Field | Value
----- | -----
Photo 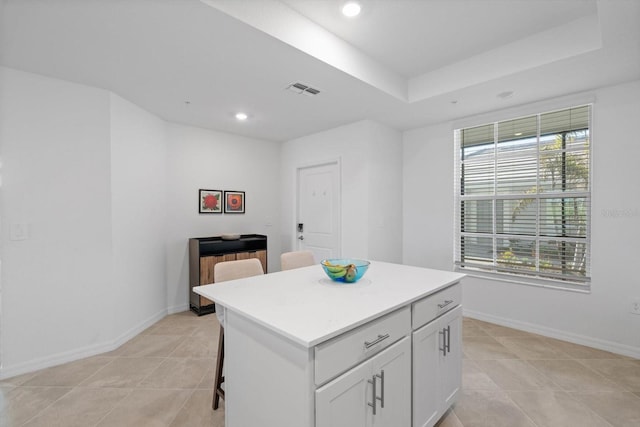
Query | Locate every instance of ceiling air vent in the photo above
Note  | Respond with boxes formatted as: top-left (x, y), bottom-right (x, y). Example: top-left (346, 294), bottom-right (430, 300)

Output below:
top-left (286, 82), bottom-right (321, 96)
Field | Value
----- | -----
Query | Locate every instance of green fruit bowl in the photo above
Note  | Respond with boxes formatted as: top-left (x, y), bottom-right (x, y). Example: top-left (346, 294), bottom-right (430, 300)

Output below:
top-left (321, 259), bottom-right (370, 283)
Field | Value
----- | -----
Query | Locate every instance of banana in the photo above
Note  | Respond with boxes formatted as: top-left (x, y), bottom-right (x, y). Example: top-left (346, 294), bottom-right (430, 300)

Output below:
top-left (323, 260), bottom-right (363, 282)
top-left (328, 269), bottom-right (347, 279)
top-left (322, 260), bottom-right (347, 279)
top-left (322, 261), bottom-right (344, 272)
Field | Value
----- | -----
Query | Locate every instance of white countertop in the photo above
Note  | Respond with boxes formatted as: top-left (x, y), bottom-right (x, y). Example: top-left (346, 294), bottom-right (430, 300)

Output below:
top-left (194, 261), bottom-right (464, 348)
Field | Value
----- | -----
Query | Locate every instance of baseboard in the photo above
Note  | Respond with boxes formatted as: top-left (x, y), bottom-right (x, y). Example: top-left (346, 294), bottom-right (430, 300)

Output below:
top-left (463, 309), bottom-right (640, 359)
top-left (167, 303), bottom-right (189, 315)
top-left (0, 307), bottom-right (168, 380)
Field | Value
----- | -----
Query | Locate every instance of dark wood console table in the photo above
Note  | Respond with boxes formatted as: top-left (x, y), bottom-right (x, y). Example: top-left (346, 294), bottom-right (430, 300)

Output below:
top-left (188, 234), bottom-right (267, 315)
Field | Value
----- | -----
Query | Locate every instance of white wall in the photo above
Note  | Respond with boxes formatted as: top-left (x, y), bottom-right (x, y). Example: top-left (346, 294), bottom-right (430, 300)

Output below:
top-left (367, 121), bottom-right (403, 262)
top-left (5, 62), bottom-right (633, 381)
top-left (281, 120), bottom-right (402, 262)
top-left (403, 80), bottom-right (640, 357)
top-left (0, 67), bottom-right (114, 375)
top-left (0, 67), bottom-right (282, 377)
top-left (110, 93), bottom-right (168, 337)
top-left (403, 121), bottom-right (455, 272)
top-left (164, 123), bottom-right (281, 312)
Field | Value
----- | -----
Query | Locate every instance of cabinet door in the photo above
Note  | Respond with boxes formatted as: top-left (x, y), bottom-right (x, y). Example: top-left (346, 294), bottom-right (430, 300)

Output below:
top-left (199, 254), bottom-right (236, 305)
top-left (370, 337), bottom-right (411, 427)
top-left (235, 250), bottom-right (267, 273)
top-left (316, 338), bottom-right (411, 427)
top-left (412, 318), bottom-right (442, 427)
top-left (413, 305), bottom-right (463, 427)
top-left (440, 306), bottom-right (462, 409)
top-left (316, 358), bottom-right (371, 427)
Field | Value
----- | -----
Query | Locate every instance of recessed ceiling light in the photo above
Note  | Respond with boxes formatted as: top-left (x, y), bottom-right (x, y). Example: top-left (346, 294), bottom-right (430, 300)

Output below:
top-left (235, 112), bottom-right (248, 121)
top-left (342, 1), bottom-right (361, 17)
top-left (514, 132), bottom-right (523, 136)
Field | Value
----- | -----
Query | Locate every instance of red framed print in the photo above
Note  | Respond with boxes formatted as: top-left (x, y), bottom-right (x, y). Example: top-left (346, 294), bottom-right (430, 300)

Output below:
top-left (199, 189), bottom-right (222, 214)
top-left (224, 191), bottom-right (245, 214)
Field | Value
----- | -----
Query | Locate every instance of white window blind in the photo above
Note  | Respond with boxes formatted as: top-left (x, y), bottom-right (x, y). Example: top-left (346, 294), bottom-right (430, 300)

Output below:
top-left (454, 105), bottom-right (591, 287)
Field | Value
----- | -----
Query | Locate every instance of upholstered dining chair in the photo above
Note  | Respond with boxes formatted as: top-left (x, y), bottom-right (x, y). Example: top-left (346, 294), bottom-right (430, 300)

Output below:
top-left (280, 250), bottom-right (315, 271)
top-left (212, 258), bottom-right (264, 410)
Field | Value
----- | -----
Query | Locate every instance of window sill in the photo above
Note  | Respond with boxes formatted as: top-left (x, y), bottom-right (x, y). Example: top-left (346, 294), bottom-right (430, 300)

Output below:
top-left (454, 267), bottom-right (591, 294)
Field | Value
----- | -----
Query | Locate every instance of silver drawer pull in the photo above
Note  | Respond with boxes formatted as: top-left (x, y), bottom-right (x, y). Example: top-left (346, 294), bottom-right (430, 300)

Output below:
top-left (364, 333), bottom-right (390, 349)
top-left (437, 299), bottom-right (454, 309)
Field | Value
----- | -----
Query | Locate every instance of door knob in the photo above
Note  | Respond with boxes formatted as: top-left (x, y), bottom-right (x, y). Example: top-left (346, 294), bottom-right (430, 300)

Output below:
top-left (298, 235), bottom-right (304, 240)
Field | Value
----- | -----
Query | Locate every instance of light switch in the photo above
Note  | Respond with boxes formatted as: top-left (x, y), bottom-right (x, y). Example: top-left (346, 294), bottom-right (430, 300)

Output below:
top-left (10, 223), bottom-right (29, 240)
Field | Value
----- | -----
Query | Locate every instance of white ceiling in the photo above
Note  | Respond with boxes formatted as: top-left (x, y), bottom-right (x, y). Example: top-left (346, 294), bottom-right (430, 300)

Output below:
top-left (280, 0), bottom-right (599, 78)
top-left (1, 0), bottom-right (638, 142)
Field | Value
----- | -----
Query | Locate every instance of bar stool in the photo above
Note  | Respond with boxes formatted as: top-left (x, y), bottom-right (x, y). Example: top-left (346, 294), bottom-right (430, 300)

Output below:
top-left (212, 258), bottom-right (264, 410)
top-left (280, 250), bottom-right (315, 271)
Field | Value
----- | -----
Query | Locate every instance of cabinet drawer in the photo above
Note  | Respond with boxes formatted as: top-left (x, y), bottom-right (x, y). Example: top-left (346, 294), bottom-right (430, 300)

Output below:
top-left (412, 282), bottom-right (461, 330)
top-left (315, 307), bottom-right (410, 386)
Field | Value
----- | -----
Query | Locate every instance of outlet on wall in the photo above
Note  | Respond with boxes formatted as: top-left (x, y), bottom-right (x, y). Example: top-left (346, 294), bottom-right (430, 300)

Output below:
top-left (632, 299), bottom-right (640, 315)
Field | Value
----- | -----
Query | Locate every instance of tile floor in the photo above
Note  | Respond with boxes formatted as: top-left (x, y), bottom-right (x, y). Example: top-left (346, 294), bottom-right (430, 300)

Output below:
top-left (1, 312), bottom-right (638, 426)
top-left (438, 318), bottom-right (640, 427)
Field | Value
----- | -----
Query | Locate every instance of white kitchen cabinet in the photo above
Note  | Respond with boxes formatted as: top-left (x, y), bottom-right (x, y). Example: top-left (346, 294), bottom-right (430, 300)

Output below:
top-left (411, 319), bottom-right (440, 427)
top-left (316, 357), bottom-right (370, 427)
top-left (440, 307), bottom-right (462, 409)
top-left (194, 261), bottom-right (464, 427)
top-left (371, 337), bottom-right (411, 427)
top-left (316, 337), bottom-right (411, 427)
top-left (412, 305), bottom-right (462, 427)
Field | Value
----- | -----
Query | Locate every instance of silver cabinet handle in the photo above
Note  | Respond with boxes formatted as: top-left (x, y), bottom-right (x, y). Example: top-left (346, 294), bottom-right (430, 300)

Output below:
top-left (438, 299), bottom-right (454, 309)
top-left (368, 371), bottom-right (384, 414)
top-left (377, 370), bottom-right (385, 408)
top-left (446, 325), bottom-right (451, 354)
top-left (364, 334), bottom-right (390, 349)
top-left (367, 375), bottom-right (377, 415)
top-left (439, 329), bottom-right (447, 356)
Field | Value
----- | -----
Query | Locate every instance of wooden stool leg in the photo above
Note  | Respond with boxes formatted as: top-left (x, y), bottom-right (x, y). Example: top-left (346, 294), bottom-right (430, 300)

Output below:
top-left (212, 325), bottom-right (225, 410)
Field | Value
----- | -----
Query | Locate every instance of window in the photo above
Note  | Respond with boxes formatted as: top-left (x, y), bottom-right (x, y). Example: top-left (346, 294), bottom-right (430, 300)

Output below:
top-left (454, 105), bottom-right (591, 288)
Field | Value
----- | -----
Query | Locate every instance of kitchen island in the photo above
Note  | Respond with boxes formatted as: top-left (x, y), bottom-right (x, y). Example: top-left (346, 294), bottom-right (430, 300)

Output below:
top-left (194, 261), bottom-right (464, 427)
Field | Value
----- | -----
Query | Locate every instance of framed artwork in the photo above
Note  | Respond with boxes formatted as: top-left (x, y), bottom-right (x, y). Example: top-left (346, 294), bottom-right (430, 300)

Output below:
top-left (199, 189), bottom-right (222, 214)
top-left (224, 191), bottom-right (245, 214)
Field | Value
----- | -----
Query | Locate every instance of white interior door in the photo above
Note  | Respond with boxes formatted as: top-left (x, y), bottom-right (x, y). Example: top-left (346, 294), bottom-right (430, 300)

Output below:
top-left (296, 161), bottom-right (341, 261)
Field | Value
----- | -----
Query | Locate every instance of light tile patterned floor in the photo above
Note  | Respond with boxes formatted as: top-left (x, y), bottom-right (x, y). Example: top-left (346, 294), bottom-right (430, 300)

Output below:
top-left (437, 318), bottom-right (640, 427)
top-left (1, 312), bottom-right (638, 426)
top-left (0, 311), bottom-right (225, 427)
